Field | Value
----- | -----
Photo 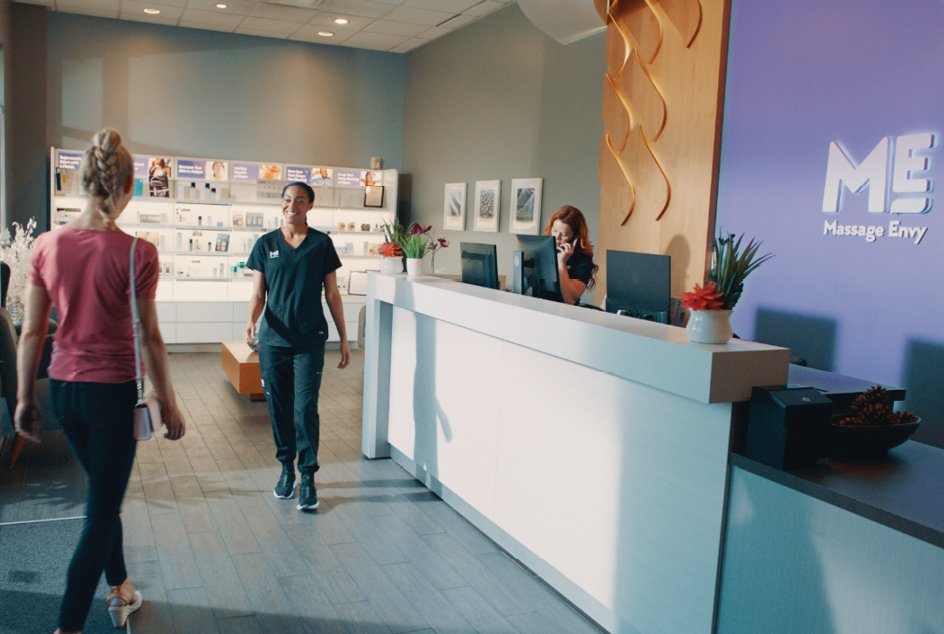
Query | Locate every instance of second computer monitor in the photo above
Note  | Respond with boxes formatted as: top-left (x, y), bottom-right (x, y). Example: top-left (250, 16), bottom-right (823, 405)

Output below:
top-left (512, 235), bottom-right (560, 300)
top-left (606, 250), bottom-right (671, 323)
top-left (460, 242), bottom-right (500, 290)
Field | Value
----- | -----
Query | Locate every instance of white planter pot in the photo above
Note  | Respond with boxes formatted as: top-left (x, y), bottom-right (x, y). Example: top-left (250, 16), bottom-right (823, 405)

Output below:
top-left (380, 256), bottom-right (403, 275)
top-left (406, 257), bottom-right (424, 278)
top-left (685, 309), bottom-right (733, 344)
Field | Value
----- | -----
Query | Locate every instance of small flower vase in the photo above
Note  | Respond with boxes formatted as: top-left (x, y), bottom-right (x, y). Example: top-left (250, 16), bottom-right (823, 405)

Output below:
top-left (685, 309), bottom-right (733, 344)
top-left (406, 257), bottom-right (424, 279)
top-left (380, 256), bottom-right (403, 275)
top-left (6, 299), bottom-right (23, 325)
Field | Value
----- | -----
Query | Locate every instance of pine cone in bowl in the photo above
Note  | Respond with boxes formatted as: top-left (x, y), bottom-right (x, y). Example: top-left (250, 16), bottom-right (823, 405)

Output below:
top-left (831, 386), bottom-right (920, 457)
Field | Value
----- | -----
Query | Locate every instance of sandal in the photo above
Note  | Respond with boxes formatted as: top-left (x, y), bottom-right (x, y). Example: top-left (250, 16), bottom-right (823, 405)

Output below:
top-left (105, 587), bottom-right (143, 629)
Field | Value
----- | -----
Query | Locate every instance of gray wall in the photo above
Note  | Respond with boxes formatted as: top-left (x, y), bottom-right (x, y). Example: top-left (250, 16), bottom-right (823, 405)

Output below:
top-left (0, 0), bottom-right (9, 226)
top-left (401, 4), bottom-right (605, 279)
top-left (9, 2), bottom-right (46, 232)
top-left (10, 11), bottom-right (405, 230)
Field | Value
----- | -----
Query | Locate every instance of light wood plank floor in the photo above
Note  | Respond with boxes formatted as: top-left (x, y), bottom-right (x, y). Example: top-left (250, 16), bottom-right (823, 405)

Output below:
top-left (0, 350), bottom-right (603, 633)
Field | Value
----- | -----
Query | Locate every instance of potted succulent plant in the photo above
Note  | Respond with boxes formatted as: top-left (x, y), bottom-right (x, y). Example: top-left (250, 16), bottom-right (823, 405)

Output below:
top-left (680, 233), bottom-right (772, 344)
top-left (378, 219), bottom-right (405, 274)
top-left (396, 223), bottom-right (448, 278)
top-left (832, 386), bottom-right (920, 457)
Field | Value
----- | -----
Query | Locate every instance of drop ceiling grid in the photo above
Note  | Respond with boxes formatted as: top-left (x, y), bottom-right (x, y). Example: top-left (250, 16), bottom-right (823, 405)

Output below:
top-left (21, 0), bottom-right (513, 51)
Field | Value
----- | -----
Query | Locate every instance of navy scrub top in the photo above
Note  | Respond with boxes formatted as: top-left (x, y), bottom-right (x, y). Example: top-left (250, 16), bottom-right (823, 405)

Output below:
top-left (246, 228), bottom-right (342, 347)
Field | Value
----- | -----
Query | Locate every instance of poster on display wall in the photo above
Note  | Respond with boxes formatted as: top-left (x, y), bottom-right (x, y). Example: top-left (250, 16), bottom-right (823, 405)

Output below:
top-left (147, 158), bottom-right (173, 198)
top-left (335, 168), bottom-right (362, 188)
top-left (231, 162), bottom-right (261, 182)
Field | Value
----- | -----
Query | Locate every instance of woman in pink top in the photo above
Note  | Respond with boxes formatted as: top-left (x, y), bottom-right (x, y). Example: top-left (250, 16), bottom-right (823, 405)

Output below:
top-left (15, 129), bottom-right (185, 633)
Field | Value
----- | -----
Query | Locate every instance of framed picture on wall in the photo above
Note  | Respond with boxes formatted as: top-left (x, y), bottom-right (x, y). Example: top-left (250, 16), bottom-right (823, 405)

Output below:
top-left (364, 185), bottom-right (385, 208)
top-left (443, 182), bottom-right (467, 230)
top-left (509, 177), bottom-right (542, 235)
top-left (473, 180), bottom-right (501, 232)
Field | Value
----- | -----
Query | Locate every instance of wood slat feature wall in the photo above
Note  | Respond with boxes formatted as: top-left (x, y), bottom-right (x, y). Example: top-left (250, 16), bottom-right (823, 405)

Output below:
top-left (594, 0), bottom-right (729, 299)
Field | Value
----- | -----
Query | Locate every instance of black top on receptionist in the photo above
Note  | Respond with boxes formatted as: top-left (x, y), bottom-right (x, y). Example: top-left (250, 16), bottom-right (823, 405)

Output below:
top-left (246, 228), bottom-right (341, 347)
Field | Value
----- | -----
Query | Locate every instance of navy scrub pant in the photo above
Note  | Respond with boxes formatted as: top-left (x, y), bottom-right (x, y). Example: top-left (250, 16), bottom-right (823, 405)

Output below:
top-left (259, 342), bottom-right (325, 475)
top-left (51, 379), bottom-right (138, 633)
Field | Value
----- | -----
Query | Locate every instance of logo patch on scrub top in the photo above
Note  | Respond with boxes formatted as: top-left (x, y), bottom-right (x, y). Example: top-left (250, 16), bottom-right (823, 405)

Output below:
top-left (269, 250), bottom-right (280, 259)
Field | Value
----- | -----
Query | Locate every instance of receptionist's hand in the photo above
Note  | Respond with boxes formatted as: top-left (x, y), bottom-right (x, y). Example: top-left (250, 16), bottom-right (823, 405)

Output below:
top-left (557, 237), bottom-right (578, 266)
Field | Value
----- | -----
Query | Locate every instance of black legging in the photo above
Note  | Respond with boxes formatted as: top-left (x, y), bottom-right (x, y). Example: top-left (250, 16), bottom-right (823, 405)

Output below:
top-left (51, 380), bottom-right (138, 632)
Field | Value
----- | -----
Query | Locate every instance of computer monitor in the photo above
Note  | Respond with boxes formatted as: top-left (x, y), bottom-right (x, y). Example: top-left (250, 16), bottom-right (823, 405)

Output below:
top-left (606, 250), bottom-right (671, 323)
top-left (512, 235), bottom-right (560, 301)
top-left (460, 242), bottom-right (499, 290)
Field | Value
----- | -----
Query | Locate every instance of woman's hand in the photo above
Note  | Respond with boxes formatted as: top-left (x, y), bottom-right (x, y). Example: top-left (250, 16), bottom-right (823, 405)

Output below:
top-left (161, 402), bottom-right (186, 441)
top-left (338, 340), bottom-right (351, 370)
top-left (245, 321), bottom-right (256, 346)
top-left (557, 238), bottom-right (577, 267)
top-left (13, 401), bottom-right (42, 443)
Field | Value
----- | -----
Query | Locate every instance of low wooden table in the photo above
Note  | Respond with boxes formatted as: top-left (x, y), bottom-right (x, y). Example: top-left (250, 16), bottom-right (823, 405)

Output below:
top-left (221, 341), bottom-right (265, 401)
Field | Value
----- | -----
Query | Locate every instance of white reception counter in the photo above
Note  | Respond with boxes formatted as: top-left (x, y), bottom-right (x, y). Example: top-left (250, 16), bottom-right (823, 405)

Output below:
top-left (361, 273), bottom-right (790, 633)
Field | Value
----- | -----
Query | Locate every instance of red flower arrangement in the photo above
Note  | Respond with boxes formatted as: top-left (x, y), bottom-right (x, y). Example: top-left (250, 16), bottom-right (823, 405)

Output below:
top-left (679, 281), bottom-right (725, 311)
top-left (378, 242), bottom-right (402, 258)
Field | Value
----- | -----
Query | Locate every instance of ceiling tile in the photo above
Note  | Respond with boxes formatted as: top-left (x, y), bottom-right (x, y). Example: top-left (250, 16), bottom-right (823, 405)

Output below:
top-left (437, 13), bottom-right (474, 28)
top-left (236, 15), bottom-right (299, 34)
top-left (383, 5), bottom-right (451, 26)
top-left (57, 0), bottom-right (120, 13)
top-left (187, 0), bottom-right (255, 15)
top-left (418, 14), bottom-right (473, 38)
top-left (121, 0), bottom-right (184, 19)
top-left (42, 0), bottom-right (512, 52)
top-left (463, 0), bottom-right (505, 17)
top-left (180, 7), bottom-right (243, 25)
top-left (320, 0), bottom-right (395, 19)
top-left (119, 11), bottom-right (180, 24)
top-left (363, 18), bottom-right (426, 37)
top-left (58, 5), bottom-right (119, 17)
top-left (127, 0), bottom-right (187, 8)
top-left (178, 18), bottom-right (238, 31)
top-left (250, 2), bottom-right (316, 22)
top-left (292, 23), bottom-right (357, 39)
top-left (403, 0), bottom-right (478, 12)
top-left (389, 36), bottom-right (426, 53)
top-left (306, 10), bottom-right (371, 29)
top-left (341, 30), bottom-right (406, 49)
top-left (289, 28), bottom-right (353, 44)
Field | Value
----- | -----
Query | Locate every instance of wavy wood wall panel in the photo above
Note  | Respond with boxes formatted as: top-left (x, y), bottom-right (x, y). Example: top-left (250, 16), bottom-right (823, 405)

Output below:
top-left (594, 0), bottom-right (729, 299)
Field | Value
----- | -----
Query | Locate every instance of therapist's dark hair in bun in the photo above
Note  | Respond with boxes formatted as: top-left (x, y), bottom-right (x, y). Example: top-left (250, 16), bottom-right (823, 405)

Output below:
top-left (282, 181), bottom-right (314, 203)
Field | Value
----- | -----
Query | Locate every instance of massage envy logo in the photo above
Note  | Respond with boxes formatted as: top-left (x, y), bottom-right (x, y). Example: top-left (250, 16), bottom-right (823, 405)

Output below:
top-left (821, 132), bottom-right (935, 244)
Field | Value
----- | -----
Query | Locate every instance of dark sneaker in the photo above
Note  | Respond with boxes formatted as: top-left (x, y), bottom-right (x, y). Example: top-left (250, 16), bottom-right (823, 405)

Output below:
top-left (273, 466), bottom-right (296, 499)
top-left (297, 474), bottom-right (319, 511)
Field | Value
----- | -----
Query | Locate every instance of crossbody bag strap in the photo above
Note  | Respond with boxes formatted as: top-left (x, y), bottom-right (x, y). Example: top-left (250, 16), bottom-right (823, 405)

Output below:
top-left (130, 237), bottom-right (145, 402)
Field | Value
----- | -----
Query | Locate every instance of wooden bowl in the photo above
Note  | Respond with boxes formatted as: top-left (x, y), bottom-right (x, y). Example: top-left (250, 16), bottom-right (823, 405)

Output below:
top-left (829, 419), bottom-right (920, 457)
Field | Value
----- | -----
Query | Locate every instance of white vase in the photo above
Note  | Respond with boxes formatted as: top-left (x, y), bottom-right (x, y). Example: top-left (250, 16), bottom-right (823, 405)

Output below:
top-left (406, 257), bottom-right (424, 278)
top-left (380, 256), bottom-right (403, 275)
top-left (685, 309), bottom-right (733, 344)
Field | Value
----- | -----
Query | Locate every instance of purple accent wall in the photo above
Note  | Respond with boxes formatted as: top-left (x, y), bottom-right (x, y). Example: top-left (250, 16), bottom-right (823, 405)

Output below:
top-left (717, 0), bottom-right (944, 445)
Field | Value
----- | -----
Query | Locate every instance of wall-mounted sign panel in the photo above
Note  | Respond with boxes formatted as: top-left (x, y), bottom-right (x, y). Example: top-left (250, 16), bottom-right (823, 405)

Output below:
top-left (716, 0), bottom-right (944, 444)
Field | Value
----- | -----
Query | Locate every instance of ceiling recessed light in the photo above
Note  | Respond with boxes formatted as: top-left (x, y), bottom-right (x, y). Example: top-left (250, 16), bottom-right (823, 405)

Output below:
top-left (143, 7), bottom-right (160, 14)
top-left (318, 31), bottom-right (334, 37)
top-left (333, 18), bottom-right (348, 25)
top-left (215, 3), bottom-right (228, 7)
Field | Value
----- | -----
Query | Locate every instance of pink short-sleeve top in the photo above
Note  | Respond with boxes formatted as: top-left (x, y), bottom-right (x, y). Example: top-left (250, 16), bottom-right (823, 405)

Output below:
top-left (28, 227), bottom-right (159, 383)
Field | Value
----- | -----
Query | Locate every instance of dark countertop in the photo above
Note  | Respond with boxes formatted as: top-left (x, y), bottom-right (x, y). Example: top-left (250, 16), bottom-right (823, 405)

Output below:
top-left (731, 441), bottom-right (944, 549)
top-left (787, 364), bottom-right (905, 414)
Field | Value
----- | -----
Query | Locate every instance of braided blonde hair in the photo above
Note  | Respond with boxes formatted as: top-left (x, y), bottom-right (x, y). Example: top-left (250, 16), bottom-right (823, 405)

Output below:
top-left (79, 128), bottom-right (133, 225)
